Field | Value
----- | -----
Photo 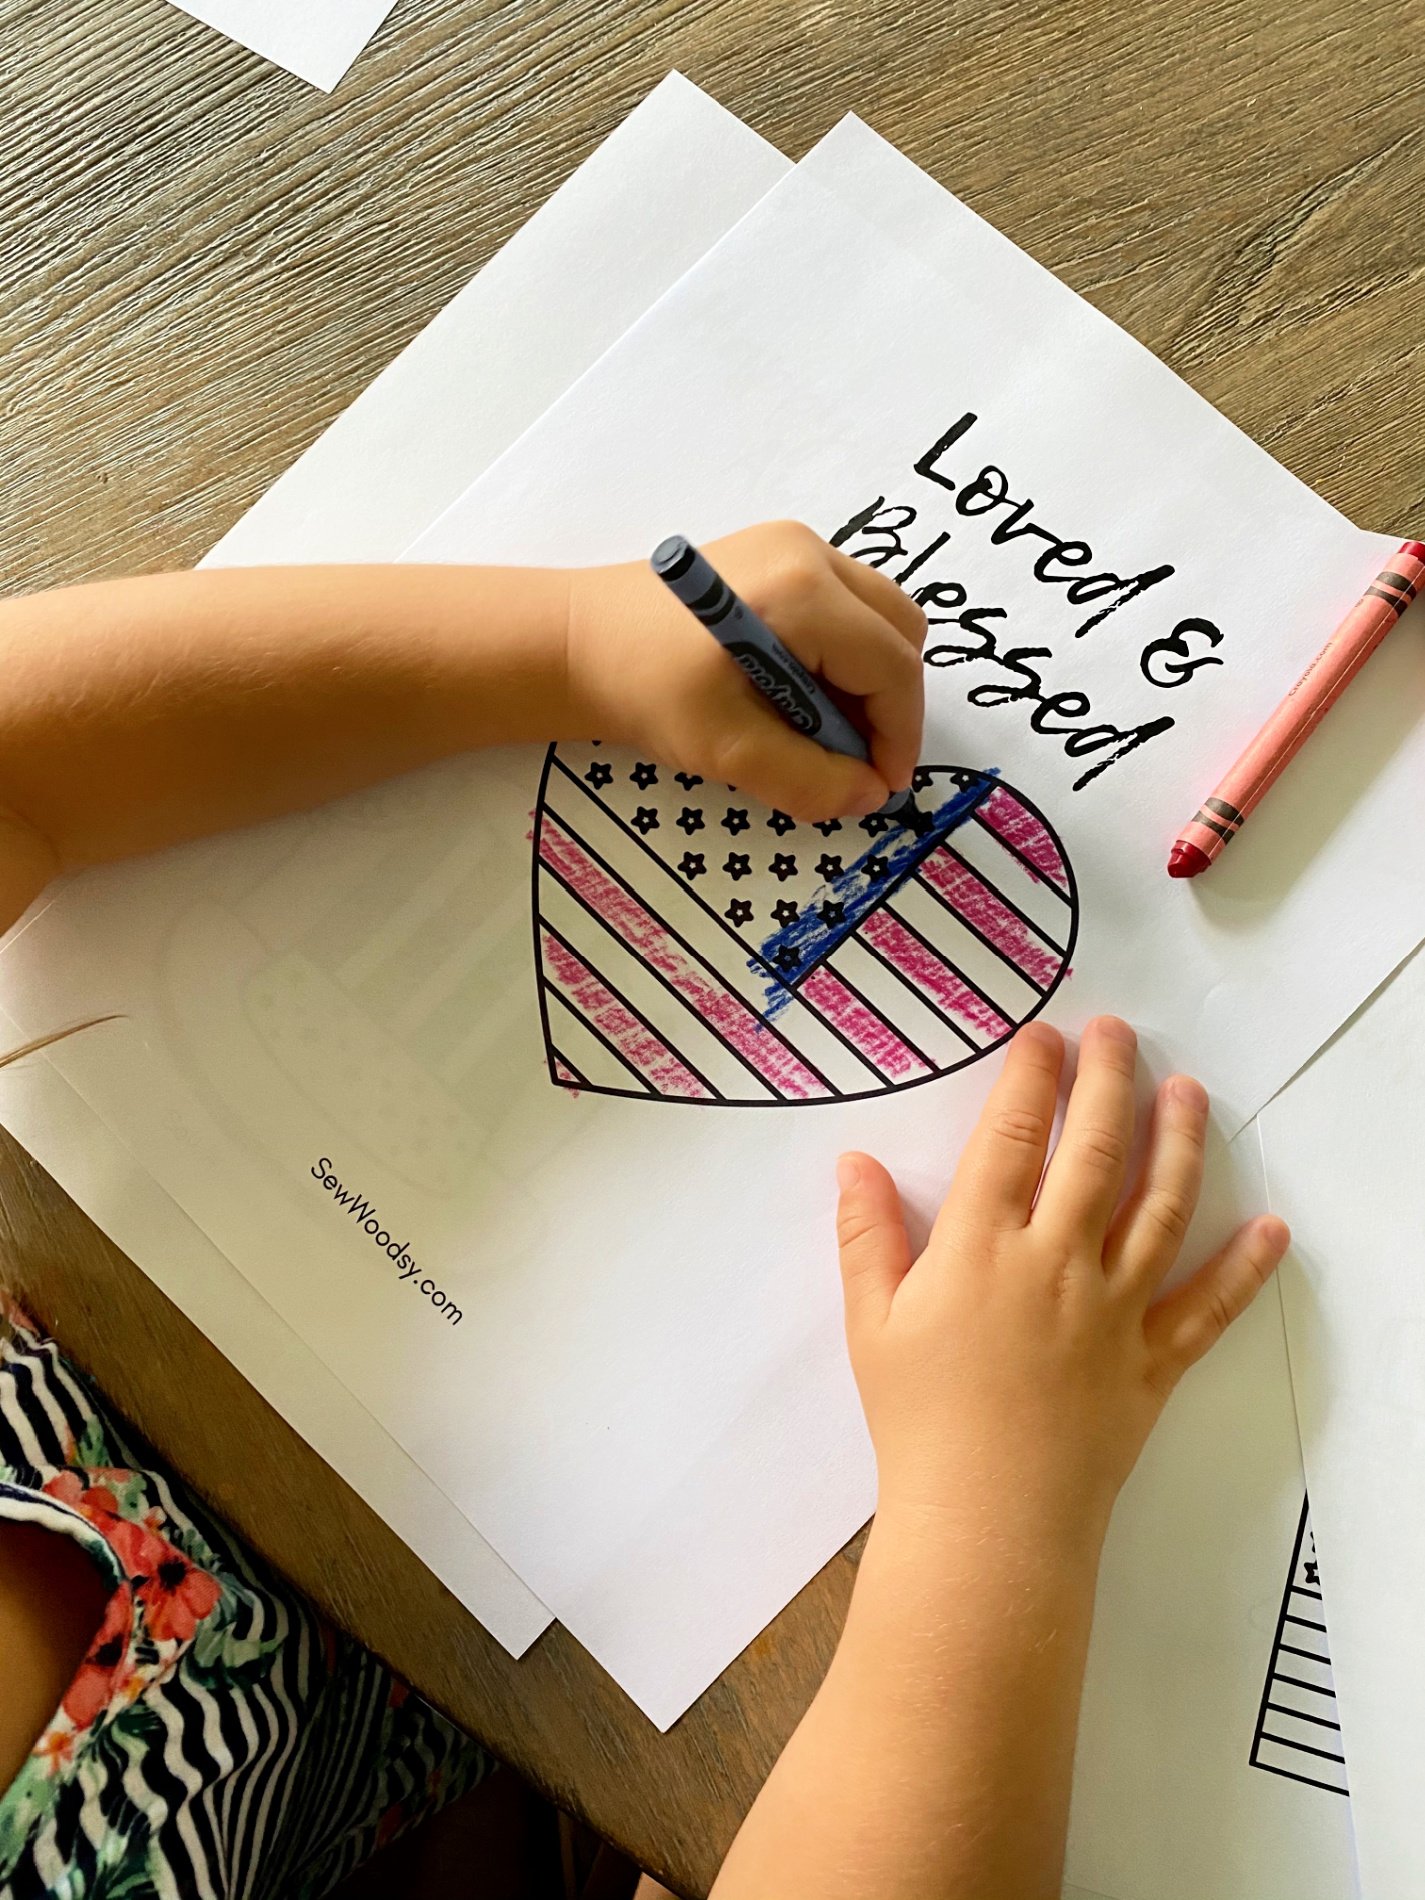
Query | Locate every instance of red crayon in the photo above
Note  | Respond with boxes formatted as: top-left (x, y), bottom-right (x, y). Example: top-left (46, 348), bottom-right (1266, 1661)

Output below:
top-left (1168, 539), bottom-right (1425, 879)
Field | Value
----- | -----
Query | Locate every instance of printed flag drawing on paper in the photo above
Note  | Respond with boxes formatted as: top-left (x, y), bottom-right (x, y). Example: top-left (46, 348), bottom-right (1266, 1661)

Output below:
top-left (532, 744), bottom-right (1077, 1104)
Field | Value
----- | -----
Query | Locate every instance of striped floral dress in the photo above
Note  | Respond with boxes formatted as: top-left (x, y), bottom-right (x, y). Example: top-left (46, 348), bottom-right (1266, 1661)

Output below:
top-left (0, 1305), bottom-right (490, 1898)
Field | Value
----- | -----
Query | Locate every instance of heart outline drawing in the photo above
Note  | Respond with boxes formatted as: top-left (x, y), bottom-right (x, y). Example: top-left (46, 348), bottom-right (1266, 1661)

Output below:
top-left (530, 743), bottom-right (1078, 1107)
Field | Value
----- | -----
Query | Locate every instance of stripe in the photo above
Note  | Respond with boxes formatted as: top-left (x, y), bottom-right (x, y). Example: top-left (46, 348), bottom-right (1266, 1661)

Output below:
top-left (1264, 1701), bottom-right (1340, 1731)
top-left (890, 876), bottom-right (1042, 1019)
top-left (1204, 795), bottom-right (1244, 826)
top-left (542, 983), bottom-right (654, 1094)
top-left (689, 576), bottom-right (731, 621)
top-left (856, 911), bottom-right (1002, 1045)
top-left (974, 787), bottom-right (1071, 895)
top-left (865, 908), bottom-right (1013, 1041)
top-left (540, 881), bottom-right (775, 1100)
top-left (1191, 809), bottom-right (1236, 842)
top-left (1365, 585), bottom-right (1408, 615)
top-left (541, 926), bottom-right (716, 1100)
top-left (1378, 569), bottom-right (1417, 599)
top-left (539, 816), bottom-right (831, 1100)
top-left (551, 1051), bottom-right (586, 1087)
top-left (916, 849), bottom-right (1063, 989)
top-left (828, 935), bottom-right (984, 1067)
top-left (1257, 1731), bottom-right (1346, 1765)
top-left (546, 758), bottom-right (875, 1091)
top-left (0, 1353), bottom-right (65, 1473)
top-left (1252, 1756), bottom-right (1349, 1795)
top-left (798, 968), bottom-right (933, 1080)
top-left (1279, 1639), bottom-right (1331, 1663)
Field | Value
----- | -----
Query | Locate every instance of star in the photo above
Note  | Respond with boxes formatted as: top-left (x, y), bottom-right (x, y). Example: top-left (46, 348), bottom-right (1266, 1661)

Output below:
top-left (674, 771), bottom-right (704, 790)
top-left (677, 851), bottom-right (707, 880)
top-left (724, 852), bottom-right (752, 881)
top-left (859, 813), bottom-right (891, 835)
top-left (676, 807), bottom-right (706, 835)
top-left (767, 810), bottom-right (797, 836)
top-left (584, 760), bottom-right (613, 789)
top-left (721, 807), bottom-right (750, 835)
top-left (812, 817), bottom-right (842, 836)
top-left (865, 855), bottom-right (889, 881)
top-left (769, 853), bottom-right (797, 882)
top-left (819, 900), bottom-right (846, 926)
top-left (725, 898), bottom-right (754, 927)
top-left (630, 807), bottom-right (660, 835)
top-left (771, 898), bottom-right (800, 927)
top-left (630, 761), bottom-right (659, 789)
top-left (814, 853), bottom-right (843, 881)
top-left (774, 946), bottom-right (801, 975)
top-left (912, 766), bottom-right (934, 791)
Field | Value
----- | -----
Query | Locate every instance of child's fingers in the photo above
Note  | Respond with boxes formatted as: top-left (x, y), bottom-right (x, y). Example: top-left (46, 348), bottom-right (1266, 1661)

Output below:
top-left (1144, 1214), bottom-right (1290, 1392)
top-left (1105, 1074), bottom-right (1208, 1296)
top-left (788, 583), bottom-right (925, 793)
top-left (829, 548), bottom-right (929, 650)
top-left (836, 1152), bottom-right (913, 1336)
top-left (939, 1021), bottom-right (1064, 1236)
top-left (1033, 1017), bottom-right (1138, 1250)
top-left (700, 684), bottom-right (887, 820)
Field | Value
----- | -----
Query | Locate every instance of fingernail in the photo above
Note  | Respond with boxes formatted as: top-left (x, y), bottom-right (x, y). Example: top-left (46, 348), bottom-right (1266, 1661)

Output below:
top-left (848, 781), bottom-right (888, 818)
top-left (1256, 1214), bottom-right (1290, 1255)
top-left (836, 1155), bottom-right (862, 1192)
top-left (1093, 1015), bottom-right (1137, 1046)
top-left (1168, 1075), bottom-right (1208, 1113)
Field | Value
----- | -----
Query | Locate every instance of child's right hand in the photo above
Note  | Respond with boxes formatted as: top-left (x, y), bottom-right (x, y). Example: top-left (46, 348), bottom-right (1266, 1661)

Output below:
top-left (565, 521), bottom-right (927, 822)
top-left (835, 1016), bottom-right (1290, 1548)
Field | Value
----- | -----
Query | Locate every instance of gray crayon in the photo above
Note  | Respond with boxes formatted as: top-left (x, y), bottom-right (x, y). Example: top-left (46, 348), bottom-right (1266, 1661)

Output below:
top-left (650, 535), bottom-right (918, 821)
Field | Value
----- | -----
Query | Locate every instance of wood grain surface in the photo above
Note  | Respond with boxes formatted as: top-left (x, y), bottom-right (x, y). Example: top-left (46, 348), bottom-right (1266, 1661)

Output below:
top-left (0, 1), bottom-right (1420, 1892)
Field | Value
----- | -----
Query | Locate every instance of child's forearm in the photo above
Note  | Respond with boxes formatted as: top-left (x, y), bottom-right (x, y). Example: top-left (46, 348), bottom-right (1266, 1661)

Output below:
top-left (0, 564), bottom-right (577, 923)
top-left (712, 1501), bottom-right (1104, 1900)
top-left (0, 528), bottom-right (927, 932)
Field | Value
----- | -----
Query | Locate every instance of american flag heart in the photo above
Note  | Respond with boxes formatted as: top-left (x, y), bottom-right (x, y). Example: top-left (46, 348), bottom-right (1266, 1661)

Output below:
top-left (531, 744), bottom-right (1077, 1105)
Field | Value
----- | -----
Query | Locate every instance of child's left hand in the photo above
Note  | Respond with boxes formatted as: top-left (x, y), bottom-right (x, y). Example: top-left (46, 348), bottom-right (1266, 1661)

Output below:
top-left (564, 521), bottom-right (927, 823)
top-left (836, 1017), bottom-right (1290, 1545)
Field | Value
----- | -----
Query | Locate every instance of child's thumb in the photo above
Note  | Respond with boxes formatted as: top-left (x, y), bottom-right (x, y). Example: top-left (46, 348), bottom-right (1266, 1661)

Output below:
top-left (835, 1153), bottom-right (912, 1333)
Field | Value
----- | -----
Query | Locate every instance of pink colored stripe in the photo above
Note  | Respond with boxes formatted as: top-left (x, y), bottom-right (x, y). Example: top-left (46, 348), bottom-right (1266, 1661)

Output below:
top-left (861, 911), bottom-right (1012, 1042)
top-left (977, 787), bottom-right (1070, 893)
top-left (552, 1057), bottom-right (583, 1089)
top-left (799, 968), bottom-right (931, 1082)
top-left (539, 818), bottom-right (828, 1100)
top-left (542, 930), bottom-right (713, 1100)
top-left (917, 850), bottom-right (1065, 990)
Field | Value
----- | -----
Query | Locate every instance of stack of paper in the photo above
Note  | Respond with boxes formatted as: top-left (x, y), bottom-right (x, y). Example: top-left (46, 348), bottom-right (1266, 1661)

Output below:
top-left (6, 70), bottom-right (1424, 1900)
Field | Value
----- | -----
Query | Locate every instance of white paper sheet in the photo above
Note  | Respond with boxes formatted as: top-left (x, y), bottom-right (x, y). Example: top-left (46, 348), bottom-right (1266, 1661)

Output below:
top-left (1068, 1129), bottom-right (1356, 1900)
top-left (207, 74), bottom-right (789, 567)
top-left (1260, 943), bottom-right (1425, 1900)
top-left (0, 1006), bottom-right (547, 1658)
top-left (0, 72), bottom-right (789, 1657)
top-left (164, 0), bottom-right (399, 90)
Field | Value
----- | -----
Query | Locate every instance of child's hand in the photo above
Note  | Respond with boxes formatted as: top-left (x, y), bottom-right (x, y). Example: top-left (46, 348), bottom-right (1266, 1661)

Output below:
top-left (565, 521), bottom-right (927, 821)
top-left (836, 1016), bottom-right (1289, 1547)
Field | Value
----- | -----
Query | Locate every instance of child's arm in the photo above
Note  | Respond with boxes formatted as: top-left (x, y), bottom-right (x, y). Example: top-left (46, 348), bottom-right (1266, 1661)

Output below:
top-left (0, 522), bottom-right (924, 930)
top-left (711, 1016), bottom-right (1289, 1900)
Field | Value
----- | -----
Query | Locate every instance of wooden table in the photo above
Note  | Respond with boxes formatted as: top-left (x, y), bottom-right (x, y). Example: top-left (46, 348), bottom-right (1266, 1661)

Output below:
top-left (0, 1), bottom-right (1420, 1891)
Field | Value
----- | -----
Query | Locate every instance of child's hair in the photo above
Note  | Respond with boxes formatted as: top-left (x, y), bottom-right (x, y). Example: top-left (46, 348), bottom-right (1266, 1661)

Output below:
top-left (0, 1020), bottom-right (116, 1349)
